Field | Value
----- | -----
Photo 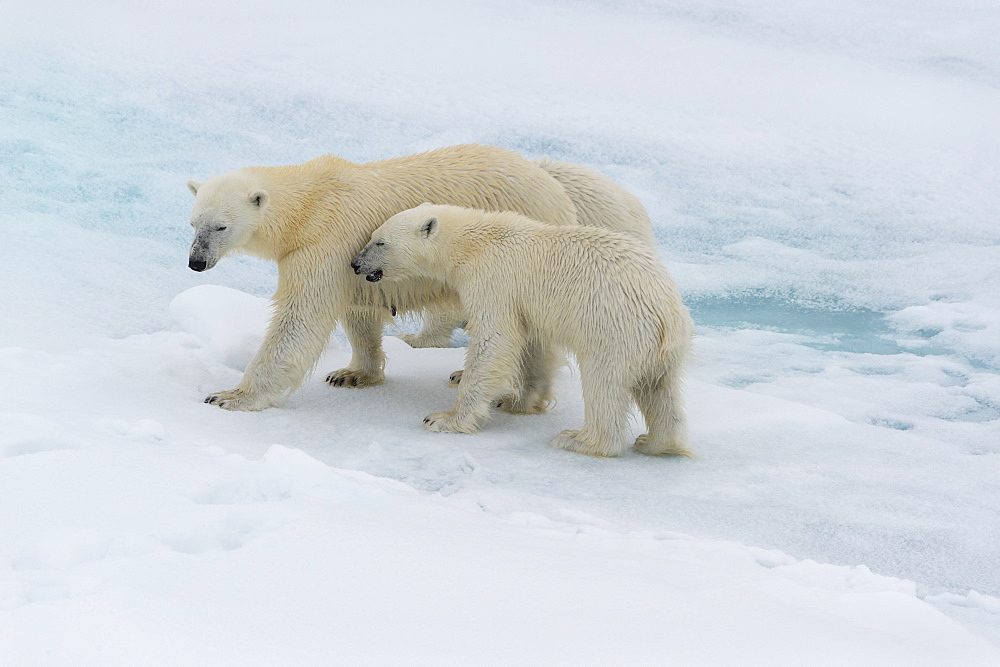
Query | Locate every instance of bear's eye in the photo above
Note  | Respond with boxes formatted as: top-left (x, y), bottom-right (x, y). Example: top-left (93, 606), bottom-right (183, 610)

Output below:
top-left (216, 226), bottom-right (227, 232)
top-left (375, 240), bottom-right (385, 247)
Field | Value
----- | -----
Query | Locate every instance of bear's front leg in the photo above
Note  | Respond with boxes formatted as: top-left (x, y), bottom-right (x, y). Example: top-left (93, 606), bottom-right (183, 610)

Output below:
top-left (204, 256), bottom-right (340, 411)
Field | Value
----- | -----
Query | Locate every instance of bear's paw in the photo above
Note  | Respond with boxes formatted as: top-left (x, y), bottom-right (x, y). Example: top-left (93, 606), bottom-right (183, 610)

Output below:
top-left (422, 410), bottom-right (481, 434)
top-left (204, 388), bottom-right (276, 411)
top-left (549, 430), bottom-right (620, 457)
top-left (396, 332), bottom-right (454, 349)
top-left (324, 368), bottom-right (385, 388)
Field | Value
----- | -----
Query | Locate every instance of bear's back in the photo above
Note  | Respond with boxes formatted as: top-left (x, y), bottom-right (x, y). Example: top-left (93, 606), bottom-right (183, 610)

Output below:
top-left (444, 209), bottom-right (687, 357)
top-left (363, 144), bottom-right (578, 229)
top-left (535, 158), bottom-right (656, 247)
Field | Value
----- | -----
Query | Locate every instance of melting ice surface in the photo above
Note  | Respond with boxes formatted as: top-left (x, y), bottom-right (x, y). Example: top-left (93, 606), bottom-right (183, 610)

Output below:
top-left (2, 0), bottom-right (1000, 662)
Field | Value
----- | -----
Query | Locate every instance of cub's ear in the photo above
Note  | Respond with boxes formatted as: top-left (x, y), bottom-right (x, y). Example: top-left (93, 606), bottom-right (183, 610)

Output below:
top-left (420, 216), bottom-right (438, 238)
top-left (187, 179), bottom-right (201, 196)
top-left (249, 189), bottom-right (270, 209)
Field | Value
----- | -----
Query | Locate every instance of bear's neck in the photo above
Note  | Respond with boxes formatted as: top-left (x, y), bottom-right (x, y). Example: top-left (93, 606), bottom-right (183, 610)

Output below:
top-left (244, 162), bottom-right (354, 261)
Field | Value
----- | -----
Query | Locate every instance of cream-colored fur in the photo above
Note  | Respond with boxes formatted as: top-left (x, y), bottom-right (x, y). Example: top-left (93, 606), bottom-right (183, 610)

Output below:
top-left (536, 158), bottom-right (656, 247)
top-left (400, 158), bottom-right (656, 349)
top-left (353, 204), bottom-right (693, 458)
top-left (187, 144), bottom-right (579, 411)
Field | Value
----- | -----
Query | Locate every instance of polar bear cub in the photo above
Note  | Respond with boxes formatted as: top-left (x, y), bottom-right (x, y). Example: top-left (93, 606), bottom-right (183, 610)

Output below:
top-left (352, 203), bottom-right (694, 457)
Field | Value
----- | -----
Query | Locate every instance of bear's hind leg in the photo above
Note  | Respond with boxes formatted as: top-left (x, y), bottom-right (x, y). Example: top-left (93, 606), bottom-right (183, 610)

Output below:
top-left (397, 306), bottom-right (465, 349)
top-left (631, 364), bottom-right (693, 457)
top-left (326, 307), bottom-right (387, 388)
top-left (549, 362), bottom-right (631, 457)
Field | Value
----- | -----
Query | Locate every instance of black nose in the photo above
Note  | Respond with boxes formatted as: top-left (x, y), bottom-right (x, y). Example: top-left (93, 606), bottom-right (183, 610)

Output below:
top-left (351, 259), bottom-right (361, 274)
top-left (189, 258), bottom-right (207, 272)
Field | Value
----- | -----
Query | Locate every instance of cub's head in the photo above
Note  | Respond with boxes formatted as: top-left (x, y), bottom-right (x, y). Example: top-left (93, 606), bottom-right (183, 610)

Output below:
top-left (186, 170), bottom-right (270, 272)
top-left (351, 203), bottom-right (444, 283)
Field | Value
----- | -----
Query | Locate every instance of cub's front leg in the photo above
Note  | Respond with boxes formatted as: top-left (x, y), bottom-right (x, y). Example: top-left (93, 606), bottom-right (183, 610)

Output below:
top-left (423, 322), bottom-right (521, 434)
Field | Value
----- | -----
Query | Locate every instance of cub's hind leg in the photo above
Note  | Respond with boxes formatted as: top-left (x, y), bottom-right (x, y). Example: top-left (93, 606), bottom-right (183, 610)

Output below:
top-left (549, 360), bottom-right (632, 457)
top-left (632, 360), bottom-right (693, 457)
top-left (494, 339), bottom-right (559, 415)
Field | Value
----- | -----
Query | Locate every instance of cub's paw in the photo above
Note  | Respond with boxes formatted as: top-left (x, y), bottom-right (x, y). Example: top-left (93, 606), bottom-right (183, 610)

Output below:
top-left (494, 393), bottom-right (552, 415)
top-left (204, 389), bottom-right (274, 412)
top-left (397, 332), bottom-right (452, 349)
top-left (448, 370), bottom-right (463, 386)
top-left (633, 434), bottom-right (698, 459)
top-left (548, 429), bottom-right (619, 457)
top-left (423, 410), bottom-right (480, 434)
top-left (325, 368), bottom-right (385, 388)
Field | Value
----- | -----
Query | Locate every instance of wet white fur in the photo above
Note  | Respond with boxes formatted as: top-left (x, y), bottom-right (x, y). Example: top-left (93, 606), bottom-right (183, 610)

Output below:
top-left (398, 157), bottom-right (657, 348)
top-left (361, 204), bottom-right (693, 457)
top-left (187, 144), bottom-right (582, 410)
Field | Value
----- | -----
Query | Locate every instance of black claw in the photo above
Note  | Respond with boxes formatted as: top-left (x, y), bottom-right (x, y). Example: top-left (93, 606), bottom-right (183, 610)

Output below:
top-left (350, 376), bottom-right (357, 386)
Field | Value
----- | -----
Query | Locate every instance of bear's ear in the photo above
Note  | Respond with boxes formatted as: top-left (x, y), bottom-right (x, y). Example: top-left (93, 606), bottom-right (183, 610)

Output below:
top-left (187, 179), bottom-right (201, 196)
top-left (420, 216), bottom-right (438, 238)
top-left (249, 189), bottom-right (269, 209)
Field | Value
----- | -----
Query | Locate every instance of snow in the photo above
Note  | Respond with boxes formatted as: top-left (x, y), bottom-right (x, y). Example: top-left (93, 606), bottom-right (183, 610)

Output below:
top-left (2, 0), bottom-right (1000, 662)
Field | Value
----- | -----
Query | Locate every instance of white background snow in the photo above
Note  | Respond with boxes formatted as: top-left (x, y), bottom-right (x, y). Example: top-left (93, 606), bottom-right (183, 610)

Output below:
top-left (2, 0), bottom-right (999, 663)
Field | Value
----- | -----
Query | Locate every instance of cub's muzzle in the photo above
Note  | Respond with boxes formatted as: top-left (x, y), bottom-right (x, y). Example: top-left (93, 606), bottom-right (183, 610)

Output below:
top-left (351, 247), bottom-right (384, 282)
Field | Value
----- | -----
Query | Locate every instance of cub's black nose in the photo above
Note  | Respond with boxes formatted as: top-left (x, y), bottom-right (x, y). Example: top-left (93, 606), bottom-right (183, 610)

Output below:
top-left (189, 258), bottom-right (207, 272)
top-left (351, 259), bottom-right (362, 274)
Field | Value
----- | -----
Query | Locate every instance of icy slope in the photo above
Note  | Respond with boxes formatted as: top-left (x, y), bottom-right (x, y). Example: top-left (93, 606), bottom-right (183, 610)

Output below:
top-left (0, 286), bottom-right (997, 663)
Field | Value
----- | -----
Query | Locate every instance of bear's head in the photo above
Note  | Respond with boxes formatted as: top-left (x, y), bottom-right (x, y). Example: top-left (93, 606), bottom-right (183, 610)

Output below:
top-left (351, 203), bottom-right (444, 283)
top-left (186, 170), bottom-right (270, 272)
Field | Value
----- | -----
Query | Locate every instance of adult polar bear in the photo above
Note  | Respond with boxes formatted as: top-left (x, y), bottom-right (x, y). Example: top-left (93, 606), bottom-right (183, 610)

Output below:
top-left (352, 204), bottom-right (692, 457)
top-left (187, 144), bottom-right (654, 411)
